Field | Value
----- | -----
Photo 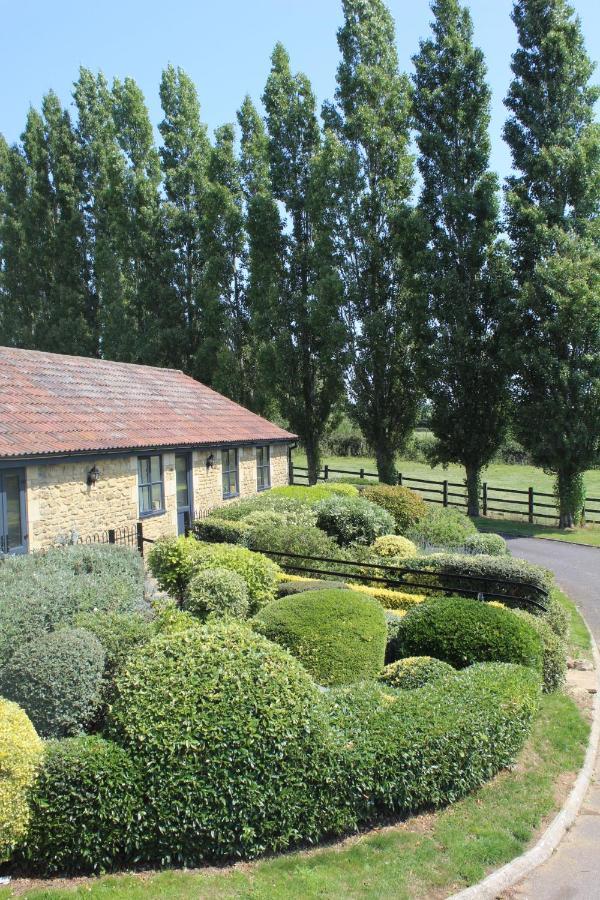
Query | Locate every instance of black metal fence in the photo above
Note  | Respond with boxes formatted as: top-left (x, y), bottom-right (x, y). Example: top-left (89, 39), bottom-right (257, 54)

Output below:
top-left (292, 465), bottom-right (600, 526)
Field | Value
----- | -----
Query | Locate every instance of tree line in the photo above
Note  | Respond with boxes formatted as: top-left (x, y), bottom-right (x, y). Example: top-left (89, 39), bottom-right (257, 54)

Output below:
top-left (1, 0), bottom-right (599, 528)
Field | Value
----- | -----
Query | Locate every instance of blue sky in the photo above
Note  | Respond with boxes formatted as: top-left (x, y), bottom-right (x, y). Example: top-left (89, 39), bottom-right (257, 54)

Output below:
top-left (1, 0), bottom-right (599, 182)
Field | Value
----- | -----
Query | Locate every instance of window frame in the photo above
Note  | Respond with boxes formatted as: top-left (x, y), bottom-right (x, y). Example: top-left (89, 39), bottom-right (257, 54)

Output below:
top-left (137, 454), bottom-right (165, 518)
top-left (256, 445), bottom-right (271, 492)
top-left (221, 447), bottom-right (240, 500)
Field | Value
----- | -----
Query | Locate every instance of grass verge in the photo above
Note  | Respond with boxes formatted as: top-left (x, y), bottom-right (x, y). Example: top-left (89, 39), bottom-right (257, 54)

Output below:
top-left (473, 517), bottom-right (600, 549)
top-left (4, 605), bottom-right (591, 900)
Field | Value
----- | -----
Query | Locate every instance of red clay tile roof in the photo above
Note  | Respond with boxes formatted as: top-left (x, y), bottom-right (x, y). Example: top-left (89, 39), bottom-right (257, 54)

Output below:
top-left (0, 347), bottom-right (296, 460)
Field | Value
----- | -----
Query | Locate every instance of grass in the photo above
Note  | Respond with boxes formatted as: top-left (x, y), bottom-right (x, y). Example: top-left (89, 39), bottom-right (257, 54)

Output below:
top-left (4, 603), bottom-right (592, 900)
top-left (554, 588), bottom-right (593, 661)
top-left (294, 451), bottom-right (600, 548)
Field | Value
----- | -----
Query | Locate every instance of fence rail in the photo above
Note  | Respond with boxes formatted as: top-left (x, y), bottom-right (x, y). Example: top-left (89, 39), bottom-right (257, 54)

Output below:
top-left (292, 465), bottom-right (600, 526)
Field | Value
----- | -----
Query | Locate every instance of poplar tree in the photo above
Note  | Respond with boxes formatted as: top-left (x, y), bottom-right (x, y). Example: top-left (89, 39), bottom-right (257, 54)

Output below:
top-left (412, 0), bottom-right (513, 516)
top-left (263, 44), bottom-right (347, 483)
top-left (325, 0), bottom-right (420, 484)
top-left (504, 0), bottom-right (600, 526)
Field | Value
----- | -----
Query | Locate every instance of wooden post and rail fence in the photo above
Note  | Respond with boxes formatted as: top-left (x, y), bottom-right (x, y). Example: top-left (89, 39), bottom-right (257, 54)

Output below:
top-left (291, 465), bottom-right (600, 527)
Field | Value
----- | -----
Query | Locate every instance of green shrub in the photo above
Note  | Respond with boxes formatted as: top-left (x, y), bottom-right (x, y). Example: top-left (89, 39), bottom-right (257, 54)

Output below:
top-left (400, 552), bottom-right (553, 608)
top-left (372, 535), bottom-right (418, 559)
top-left (109, 623), bottom-right (349, 865)
top-left (407, 507), bottom-right (477, 548)
top-left (240, 510), bottom-right (289, 530)
top-left (269, 483), bottom-right (359, 502)
top-left (191, 542), bottom-right (279, 612)
top-left (208, 495), bottom-right (317, 528)
top-left (378, 656), bottom-right (456, 690)
top-left (184, 567), bottom-right (250, 621)
top-left (513, 609), bottom-right (567, 692)
top-left (384, 611), bottom-right (405, 662)
top-left (462, 533), bottom-right (509, 556)
top-left (278, 578), bottom-right (349, 596)
top-left (19, 736), bottom-right (142, 875)
top-left (0, 627), bottom-right (105, 738)
top-left (391, 596), bottom-right (543, 672)
top-left (325, 662), bottom-right (541, 822)
top-left (245, 523), bottom-right (343, 574)
top-left (147, 536), bottom-right (206, 603)
top-left (253, 589), bottom-right (387, 686)
top-left (315, 495), bottom-right (396, 546)
top-left (0, 699), bottom-right (44, 863)
top-left (193, 518), bottom-right (250, 544)
top-left (0, 545), bottom-right (145, 670)
top-left (545, 593), bottom-right (570, 639)
top-left (362, 484), bottom-right (428, 532)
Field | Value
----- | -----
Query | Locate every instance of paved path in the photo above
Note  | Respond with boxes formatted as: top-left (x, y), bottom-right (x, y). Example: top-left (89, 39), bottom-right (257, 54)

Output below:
top-left (505, 538), bottom-right (600, 900)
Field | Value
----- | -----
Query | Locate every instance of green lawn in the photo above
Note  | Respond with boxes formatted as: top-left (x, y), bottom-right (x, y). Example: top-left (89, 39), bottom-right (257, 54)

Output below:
top-left (474, 516), bottom-right (600, 548)
top-left (5, 598), bottom-right (592, 900)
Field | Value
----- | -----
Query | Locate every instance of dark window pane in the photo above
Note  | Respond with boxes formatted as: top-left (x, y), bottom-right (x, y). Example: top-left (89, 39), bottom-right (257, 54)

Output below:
top-left (150, 456), bottom-right (161, 483)
top-left (151, 483), bottom-right (163, 510)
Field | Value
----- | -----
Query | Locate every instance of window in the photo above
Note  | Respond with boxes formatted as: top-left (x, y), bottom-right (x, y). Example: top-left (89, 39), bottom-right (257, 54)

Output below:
top-left (257, 446), bottom-right (271, 491)
top-left (222, 448), bottom-right (239, 499)
top-left (138, 455), bottom-right (164, 516)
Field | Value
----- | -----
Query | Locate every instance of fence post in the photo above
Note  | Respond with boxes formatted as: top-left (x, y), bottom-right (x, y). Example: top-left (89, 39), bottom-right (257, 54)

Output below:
top-left (397, 472), bottom-right (403, 486)
top-left (359, 467), bottom-right (365, 480)
top-left (136, 521), bottom-right (144, 557)
top-left (108, 529), bottom-right (116, 545)
top-left (528, 487), bottom-right (534, 524)
top-left (323, 464), bottom-right (329, 482)
top-left (482, 483), bottom-right (488, 517)
top-left (443, 480), bottom-right (448, 508)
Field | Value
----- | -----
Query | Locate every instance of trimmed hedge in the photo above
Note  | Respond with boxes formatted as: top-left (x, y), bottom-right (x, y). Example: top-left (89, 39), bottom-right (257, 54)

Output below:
top-left (545, 593), bottom-right (570, 639)
top-left (315, 495), bottom-right (396, 547)
top-left (269, 484), bottom-right (359, 502)
top-left (0, 545), bottom-right (145, 670)
top-left (19, 736), bottom-right (142, 875)
top-left (346, 583), bottom-right (426, 612)
top-left (253, 589), bottom-right (387, 686)
top-left (0, 699), bottom-right (44, 863)
top-left (362, 484), bottom-right (427, 532)
top-left (206, 495), bottom-right (317, 528)
top-left (109, 623), bottom-right (349, 864)
top-left (245, 523), bottom-right (343, 574)
top-left (0, 627), bottom-right (105, 738)
top-left (372, 535), bottom-right (418, 559)
top-left (324, 663), bottom-right (541, 822)
top-left (193, 518), bottom-right (250, 545)
top-left (513, 609), bottom-right (567, 692)
top-left (463, 533), bottom-right (509, 556)
top-left (390, 596), bottom-right (544, 672)
top-left (184, 567), bottom-right (250, 621)
top-left (278, 578), bottom-right (349, 597)
top-left (378, 656), bottom-right (456, 690)
top-left (407, 507), bottom-right (477, 549)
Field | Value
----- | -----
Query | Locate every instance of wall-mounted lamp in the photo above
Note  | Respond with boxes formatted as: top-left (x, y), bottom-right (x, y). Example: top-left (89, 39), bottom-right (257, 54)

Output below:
top-left (206, 453), bottom-right (215, 470)
top-left (87, 465), bottom-right (101, 486)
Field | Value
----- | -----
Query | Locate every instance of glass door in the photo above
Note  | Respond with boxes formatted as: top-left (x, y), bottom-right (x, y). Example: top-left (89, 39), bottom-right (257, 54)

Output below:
top-left (0, 468), bottom-right (28, 554)
top-left (175, 454), bottom-right (193, 535)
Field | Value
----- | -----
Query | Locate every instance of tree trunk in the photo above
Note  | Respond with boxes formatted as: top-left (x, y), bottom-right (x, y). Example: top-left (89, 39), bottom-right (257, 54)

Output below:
top-left (375, 442), bottom-right (396, 485)
top-left (465, 464), bottom-right (481, 518)
top-left (556, 469), bottom-right (585, 529)
top-left (305, 434), bottom-right (321, 486)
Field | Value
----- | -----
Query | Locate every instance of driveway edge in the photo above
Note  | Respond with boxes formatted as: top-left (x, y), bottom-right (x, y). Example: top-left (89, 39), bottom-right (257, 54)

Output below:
top-left (450, 618), bottom-right (600, 900)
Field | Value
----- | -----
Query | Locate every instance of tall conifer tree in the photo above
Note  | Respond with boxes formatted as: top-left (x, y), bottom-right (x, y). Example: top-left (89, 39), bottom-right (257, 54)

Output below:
top-left (504, 0), bottom-right (600, 526)
top-left (412, 0), bottom-right (513, 516)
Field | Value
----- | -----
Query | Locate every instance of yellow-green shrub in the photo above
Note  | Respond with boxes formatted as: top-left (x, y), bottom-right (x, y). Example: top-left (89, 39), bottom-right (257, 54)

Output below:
top-left (347, 583), bottom-right (426, 611)
top-left (0, 699), bottom-right (44, 863)
top-left (372, 535), bottom-right (418, 559)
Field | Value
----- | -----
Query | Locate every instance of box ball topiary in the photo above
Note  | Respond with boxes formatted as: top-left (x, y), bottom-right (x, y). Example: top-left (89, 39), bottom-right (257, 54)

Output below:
top-left (184, 566), bottom-right (250, 621)
top-left (252, 589), bottom-right (387, 686)
top-left (390, 596), bottom-right (544, 672)
top-left (191, 542), bottom-right (280, 613)
top-left (362, 484), bottom-right (427, 532)
top-left (0, 699), bottom-right (44, 864)
top-left (372, 535), bottom-right (418, 559)
top-left (18, 736), bottom-right (142, 875)
top-left (0, 627), bottom-right (105, 738)
top-left (315, 494), bottom-right (396, 547)
top-left (378, 656), bottom-right (456, 690)
top-left (108, 623), bottom-right (350, 865)
top-left (462, 533), bottom-right (509, 556)
top-left (278, 579), bottom-right (349, 597)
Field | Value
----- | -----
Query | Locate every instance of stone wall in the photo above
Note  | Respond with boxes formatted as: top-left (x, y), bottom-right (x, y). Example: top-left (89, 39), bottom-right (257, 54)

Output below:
top-left (25, 442), bottom-right (291, 551)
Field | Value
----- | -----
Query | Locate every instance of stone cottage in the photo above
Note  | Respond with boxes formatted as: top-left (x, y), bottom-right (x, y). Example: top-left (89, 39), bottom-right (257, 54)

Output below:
top-left (0, 347), bottom-right (296, 553)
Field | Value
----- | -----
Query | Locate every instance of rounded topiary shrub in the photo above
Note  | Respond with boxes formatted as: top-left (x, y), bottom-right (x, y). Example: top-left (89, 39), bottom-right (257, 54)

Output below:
top-left (362, 484), bottom-right (427, 532)
top-left (407, 507), bottom-right (477, 549)
top-left (19, 736), bottom-right (142, 875)
top-left (0, 699), bottom-right (44, 863)
top-left (191, 542), bottom-right (280, 612)
top-left (253, 589), bottom-right (387, 686)
top-left (148, 536), bottom-right (206, 603)
top-left (278, 578), bottom-right (349, 597)
top-left (184, 566), bottom-right (250, 621)
top-left (391, 596), bottom-right (543, 672)
top-left (18, 736), bottom-right (144, 875)
top-left (245, 523), bottom-right (343, 574)
top-left (315, 495), bottom-right (396, 546)
top-left (109, 623), bottom-right (349, 865)
top-left (0, 627), bottom-right (105, 738)
top-left (378, 656), bottom-right (456, 690)
top-left (462, 533), bottom-right (509, 556)
top-left (372, 535), bottom-right (418, 559)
